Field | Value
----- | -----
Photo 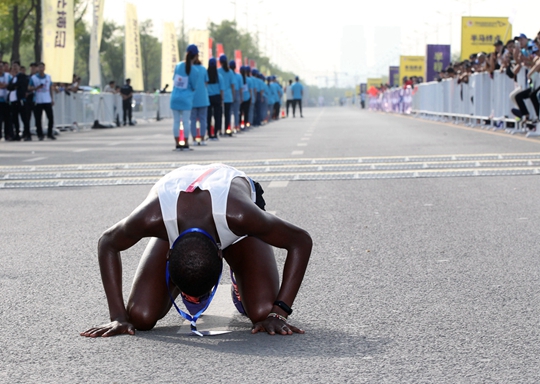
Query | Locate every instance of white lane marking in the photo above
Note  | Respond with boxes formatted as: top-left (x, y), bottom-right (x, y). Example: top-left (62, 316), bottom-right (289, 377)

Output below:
top-left (301, 137), bottom-right (310, 141)
top-left (297, 143), bottom-right (308, 146)
top-left (176, 284), bottom-right (249, 334)
top-left (268, 181), bottom-right (289, 188)
top-left (267, 210), bottom-right (277, 215)
top-left (291, 150), bottom-right (304, 155)
top-left (107, 142), bottom-right (121, 146)
top-left (23, 157), bottom-right (47, 162)
top-left (73, 148), bottom-right (90, 152)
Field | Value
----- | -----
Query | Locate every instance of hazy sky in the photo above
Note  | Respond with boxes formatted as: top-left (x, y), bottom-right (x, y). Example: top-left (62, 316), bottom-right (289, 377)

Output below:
top-left (96, 0), bottom-right (539, 85)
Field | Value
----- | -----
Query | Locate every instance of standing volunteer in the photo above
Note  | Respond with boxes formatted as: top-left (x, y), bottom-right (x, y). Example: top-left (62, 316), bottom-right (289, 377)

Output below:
top-left (190, 58), bottom-right (209, 146)
top-left (270, 76), bottom-right (283, 120)
top-left (217, 55), bottom-right (235, 136)
top-left (170, 44), bottom-right (199, 149)
top-left (230, 60), bottom-right (243, 133)
top-left (28, 62), bottom-right (55, 140)
top-left (285, 80), bottom-right (293, 117)
top-left (239, 66), bottom-right (251, 130)
top-left (291, 76), bottom-right (304, 118)
top-left (206, 58), bottom-right (224, 140)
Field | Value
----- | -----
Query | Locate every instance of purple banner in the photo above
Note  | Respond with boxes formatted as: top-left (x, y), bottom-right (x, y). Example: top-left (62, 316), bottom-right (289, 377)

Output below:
top-left (426, 44), bottom-right (451, 82)
top-left (389, 66), bottom-right (400, 87)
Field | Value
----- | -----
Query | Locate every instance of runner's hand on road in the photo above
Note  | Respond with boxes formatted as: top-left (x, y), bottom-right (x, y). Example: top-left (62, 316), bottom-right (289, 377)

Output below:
top-left (80, 320), bottom-right (135, 338)
top-left (251, 317), bottom-right (304, 335)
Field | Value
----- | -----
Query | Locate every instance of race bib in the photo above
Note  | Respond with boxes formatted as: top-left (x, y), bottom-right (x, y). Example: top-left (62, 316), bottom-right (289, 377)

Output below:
top-left (174, 75), bottom-right (188, 90)
top-left (242, 84), bottom-right (248, 92)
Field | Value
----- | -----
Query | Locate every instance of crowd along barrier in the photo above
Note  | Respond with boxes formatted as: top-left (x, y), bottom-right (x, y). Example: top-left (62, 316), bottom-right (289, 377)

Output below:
top-left (368, 71), bottom-right (539, 137)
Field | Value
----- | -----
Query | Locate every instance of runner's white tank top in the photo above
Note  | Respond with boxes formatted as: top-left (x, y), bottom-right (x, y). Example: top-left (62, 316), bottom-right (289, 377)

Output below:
top-left (155, 163), bottom-right (256, 249)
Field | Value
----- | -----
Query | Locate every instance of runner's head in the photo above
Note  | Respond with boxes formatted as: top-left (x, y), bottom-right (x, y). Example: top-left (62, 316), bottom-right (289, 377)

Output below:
top-left (168, 230), bottom-right (222, 297)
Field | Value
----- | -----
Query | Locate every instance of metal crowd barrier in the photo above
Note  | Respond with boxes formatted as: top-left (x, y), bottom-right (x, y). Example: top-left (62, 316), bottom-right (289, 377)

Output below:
top-left (365, 71), bottom-right (540, 137)
top-left (48, 92), bottom-right (172, 130)
top-left (410, 71), bottom-right (540, 137)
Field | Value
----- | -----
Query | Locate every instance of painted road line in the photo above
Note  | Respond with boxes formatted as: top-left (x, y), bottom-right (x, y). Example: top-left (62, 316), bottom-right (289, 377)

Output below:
top-left (297, 143), bottom-right (308, 146)
top-left (268, 181), bottom-right (289, 188)
top-left (291, 151), bottom-right (304, 155)
top-left (73, 148), bottom-right (90, 152)
top-left (22, 157), bottom-right (47, 162)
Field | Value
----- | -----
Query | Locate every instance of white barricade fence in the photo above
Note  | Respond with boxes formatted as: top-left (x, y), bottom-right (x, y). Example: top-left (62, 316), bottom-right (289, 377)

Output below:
top-left (408, 71), bottom-right (537, 135)
top-left (38, 92), bottom-right (172, 131)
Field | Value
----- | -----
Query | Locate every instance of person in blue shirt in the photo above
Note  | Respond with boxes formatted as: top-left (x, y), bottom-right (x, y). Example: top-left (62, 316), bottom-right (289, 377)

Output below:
top-left (239, 66), bottom-right (251, 130)
top-left (218, 55), bottom-right (235, 136)
top-left (246, 66), bottom-right (255, 127)
top-left (291, 76), bottom-right (304, 118)
top-left (170, 44), bottom-right (199, 149)
top-left (0, 62), bottom-right (12, 141)
top-left (190, 58), bottom-right (209, 146)
top-left (206, 58), bottom-right (225, 140)
top-left (251, 69), bottom-right (262, 126)
top-left (230, 60), bottom-right (243, 133)
top-left (270, 76), bottom-right (283, 120)
top-left (264, 76), bottom-right (273, 123)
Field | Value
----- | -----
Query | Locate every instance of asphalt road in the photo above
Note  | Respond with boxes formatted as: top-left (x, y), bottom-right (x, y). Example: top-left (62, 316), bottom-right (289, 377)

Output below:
top-left (1, 107), bottom-right (539, 383)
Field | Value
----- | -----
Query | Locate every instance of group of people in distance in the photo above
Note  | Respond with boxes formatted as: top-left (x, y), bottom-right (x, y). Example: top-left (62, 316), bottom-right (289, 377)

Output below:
top-left (0, 61), bottom-right (57, 141)
top-left (168, 44), bottom-right (304, 150)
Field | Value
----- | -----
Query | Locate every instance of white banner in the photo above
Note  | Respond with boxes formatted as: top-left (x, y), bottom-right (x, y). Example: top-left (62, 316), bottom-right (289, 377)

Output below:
top-left (42, 0), bottom-right (75, 83)
top-left (161, 22), bottom-right (179, 91)
top-left (88, 0), bottom-right (104, 87)
top-left (125, 3), bottom-right (143, 91)
top-left (188, 29), bottom-right (209, 68)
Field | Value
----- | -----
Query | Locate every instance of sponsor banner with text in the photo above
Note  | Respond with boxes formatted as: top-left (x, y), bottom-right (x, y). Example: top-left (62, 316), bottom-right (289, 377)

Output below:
top-left (43, 0), bottom-right (75, 83)
top-left (161, 22), bottom-right (179, 90)
top-left (125, 3), bottom-right (143, 90)
top-left (399, 56), bottom-right (425, 84)
top-left (461, 17), bottom-right (511, 60)
top-left (426, 45), bottom-right (451, 82)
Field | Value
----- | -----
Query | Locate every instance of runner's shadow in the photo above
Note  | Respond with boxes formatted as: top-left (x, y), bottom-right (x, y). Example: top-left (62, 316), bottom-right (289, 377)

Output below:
top-left (137, 318), bottom-right (389, 358)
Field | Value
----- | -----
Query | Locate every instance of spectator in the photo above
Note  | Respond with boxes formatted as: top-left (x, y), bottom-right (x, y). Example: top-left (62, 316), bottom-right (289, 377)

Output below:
top-left (29, 62), bottom-right (55, 140)
top-left (291, 76), bottom-right (304, 118)
top-left (270, 76), bottom-right (283, 120)
top-left (7, 61), bottom-right (30, 141)
top-left (120, 78), bottom-right (134, 126)
top-left (103, 81), bottom-right (117, 93)
top-left (0, 62), bottom-right (12, 141)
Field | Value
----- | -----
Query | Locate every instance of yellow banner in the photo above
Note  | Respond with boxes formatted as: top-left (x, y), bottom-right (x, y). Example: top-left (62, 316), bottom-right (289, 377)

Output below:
top-left (161, 22), bottom-right (179, 90)
top-left (367, 78), bottom-right (382, 89)
top-left (399, 56), bottom-right (425, 84)
top-left (89, 0), bottom-right (104, 87)
top-left (188, 30), bottom-right (210, 68)
top-left (461, 17), bottom-right (511, 60)
top-left (42, 0), bottom-right (75, 83)
top-left (125, 3), bottom-right (143, 91)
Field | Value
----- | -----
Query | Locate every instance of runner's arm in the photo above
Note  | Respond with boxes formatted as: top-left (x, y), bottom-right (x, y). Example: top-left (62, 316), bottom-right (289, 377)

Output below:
top-left (229, 199), bottom-right (312, 318)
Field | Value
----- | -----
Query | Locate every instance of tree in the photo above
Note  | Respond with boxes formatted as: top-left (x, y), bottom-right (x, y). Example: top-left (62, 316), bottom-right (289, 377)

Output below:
top-left (100, 21), bottom-right (124, 85)
top-left (0, 0), bottom-right (36, 62)
top-left (140, 20), bottom-right (161, 91)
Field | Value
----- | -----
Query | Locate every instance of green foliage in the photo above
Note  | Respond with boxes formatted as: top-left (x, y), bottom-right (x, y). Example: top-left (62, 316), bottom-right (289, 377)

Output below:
top-left (207, 19), bottom-right (296, 83)
top-left (140, 20), bottom-right (161, 91)
top-left (100, 21), bottom-right (124, 85)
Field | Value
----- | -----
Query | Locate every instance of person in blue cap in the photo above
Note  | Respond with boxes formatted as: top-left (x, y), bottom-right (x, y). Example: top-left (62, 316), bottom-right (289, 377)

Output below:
top-left (170, 44), bottom-right (200, 149)
top-left (230, 60), bottom-right (243, 133)
top-left (264, 75), bottom-right (273, 123)
top-left (246, 66), bottom-right (255, 126)
top-left (218, 55), bottom-right (235, 136)
top-left (190, 57), bottom-right (209, 145)
top-left (206, 58), bottom-right (225, 140)
top-left (291, 76), bottom-right (304, 118)
top-left (251, 69), bottom-right (263, 126)
top-left (239, 66), bottom-right (251, 129)
top-left (80, 163), bottom-right (312, 338)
